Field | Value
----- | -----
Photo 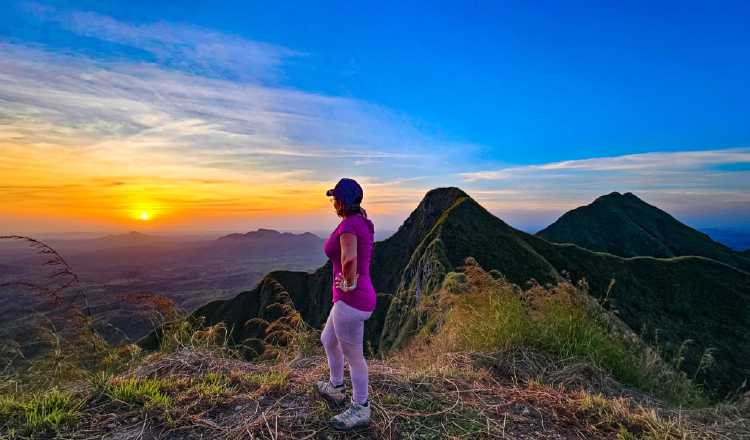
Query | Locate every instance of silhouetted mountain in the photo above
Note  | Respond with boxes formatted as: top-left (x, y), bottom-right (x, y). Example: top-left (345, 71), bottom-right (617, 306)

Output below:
top-left (211, 229), bottom-right (322, 258)
top-left (537, 192), bottom-right (750, 271)
top-left (50, 229), bottom-right (323, 274)
top-left (143, 188), bottom-right (750, 396)
top-left (218, 228), bottom-right (320, 245)
top-left (37, 231), bottom-right (178, 257)
top-left (88, 231), bottom-right (167, 246)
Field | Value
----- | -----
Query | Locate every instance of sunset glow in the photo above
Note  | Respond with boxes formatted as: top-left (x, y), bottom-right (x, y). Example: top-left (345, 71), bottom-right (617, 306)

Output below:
top-left (1, 2), bottom-right (749, 235)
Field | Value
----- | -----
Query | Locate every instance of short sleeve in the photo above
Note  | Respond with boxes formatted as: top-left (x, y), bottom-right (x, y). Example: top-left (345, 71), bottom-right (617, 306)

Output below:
top-left (339, 217), bottom-right (358, 235)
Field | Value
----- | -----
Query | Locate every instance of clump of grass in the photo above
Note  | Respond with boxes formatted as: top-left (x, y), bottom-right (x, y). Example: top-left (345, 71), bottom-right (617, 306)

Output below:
top-left (88, 370), bottom-right (113, 393)
top-left (0, 388), bottom-right (81, 435)
top-left (419, 259), bottom-right (708, 406)
top-left (394, 396), bottom-right (487, 439)
top-left (285, 311), bottom-right (322, 359)
top-left (242, 370), bottom-right (290, 395)
top-left (154, 315), bottom-right (249, 363)
top-left (573, 390), bottom-right (706, 440)
top-left (106, 377), bottom-right (173, 411)
top-left (258, 304), bottom-right (323, 363)
top-left (192, 372), bottom-right (234, 400)
top-left (530, 281), bottom-right (646, 386)
top-left (440, 271), bottom-right (468, 295)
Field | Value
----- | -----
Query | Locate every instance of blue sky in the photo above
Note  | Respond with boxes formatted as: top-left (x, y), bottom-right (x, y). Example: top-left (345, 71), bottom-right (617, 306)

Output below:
top-left (1, 1), bottom-right (749, 234)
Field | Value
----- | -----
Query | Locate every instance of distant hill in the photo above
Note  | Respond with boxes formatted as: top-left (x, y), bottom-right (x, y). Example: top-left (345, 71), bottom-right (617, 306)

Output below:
top-left (143, 188), bottom-right (750, 396)
top-left (98, 230), bottom-right (157, 241)
top-left (218, 228), bottom-right (320, 245)
top-left (80, 231), bottom-right (169, 247)
top-left (537, 192), bottom-right (750, 271)
top-left (39, 231), bottom-right (177, 256)
top-left (41, 229), bottom-right (323, 273)
top-left (212, 229), bottom-right (322, 258)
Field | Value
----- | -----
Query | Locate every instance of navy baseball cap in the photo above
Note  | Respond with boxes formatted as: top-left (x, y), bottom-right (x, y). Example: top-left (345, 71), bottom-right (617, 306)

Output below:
top-left (326, 178), bottom-right (363, 206)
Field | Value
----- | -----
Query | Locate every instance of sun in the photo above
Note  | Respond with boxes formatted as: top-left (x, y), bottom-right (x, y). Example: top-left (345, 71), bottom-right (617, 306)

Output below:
top-left (130, 202), bottom-right (161, 222)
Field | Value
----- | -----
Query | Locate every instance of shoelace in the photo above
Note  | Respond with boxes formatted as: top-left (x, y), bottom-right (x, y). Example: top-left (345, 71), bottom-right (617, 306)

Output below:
top-left (338, 404), bottom-right (367, 423)
top-left (339, 407), bottom-right (359, 422)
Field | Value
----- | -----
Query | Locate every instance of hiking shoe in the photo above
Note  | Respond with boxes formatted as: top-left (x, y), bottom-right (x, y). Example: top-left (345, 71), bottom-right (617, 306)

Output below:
top-left (314, 380), bottom-right (346, 405)
top-left (329, 400), bottom-right (371, 430)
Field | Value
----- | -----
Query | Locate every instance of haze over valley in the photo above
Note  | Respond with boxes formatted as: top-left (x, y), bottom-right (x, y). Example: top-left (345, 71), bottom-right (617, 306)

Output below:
top-left (0, 229), bottom-right (326, 344)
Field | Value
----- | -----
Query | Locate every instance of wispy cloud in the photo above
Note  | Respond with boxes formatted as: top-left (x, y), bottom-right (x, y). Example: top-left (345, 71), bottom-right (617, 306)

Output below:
top-left (461, 149), bottom-right (750, 181)
top-left (25, 2), bottom-right (296, 82)
top-left (458, 149), bottom-right (750, 229)
top-left (0, 25), bottom-right (458, 232)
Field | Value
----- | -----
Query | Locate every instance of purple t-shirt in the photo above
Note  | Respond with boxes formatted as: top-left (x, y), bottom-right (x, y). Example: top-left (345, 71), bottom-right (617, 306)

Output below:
top-left (323, 213), bottom-right (376, 312)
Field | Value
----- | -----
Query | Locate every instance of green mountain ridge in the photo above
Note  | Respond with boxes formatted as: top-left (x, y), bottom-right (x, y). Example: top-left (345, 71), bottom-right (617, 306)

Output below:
top-left (142, 187), bottom-right (750, 396)
top-left (537, 192), bottom-right (750, 271)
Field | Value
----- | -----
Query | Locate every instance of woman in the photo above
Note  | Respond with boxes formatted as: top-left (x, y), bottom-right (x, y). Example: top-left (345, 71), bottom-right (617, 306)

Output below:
top-left (314, 177), bottom-right (376, 430)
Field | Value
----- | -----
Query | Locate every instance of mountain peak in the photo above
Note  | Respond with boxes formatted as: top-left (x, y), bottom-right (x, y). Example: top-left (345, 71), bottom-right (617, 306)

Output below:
top-left (421, 187), bottom-right (469, 202)
top-left (415, 187), bottom-right (470, 214)
top-left (594, 191), bottom-right (643, 203)
top-left (390, 187), bottom-right (473, 241)
top-left (98, 231), bottom-right (152, 240)
top-left (538, 193), bottom-right (749, 270)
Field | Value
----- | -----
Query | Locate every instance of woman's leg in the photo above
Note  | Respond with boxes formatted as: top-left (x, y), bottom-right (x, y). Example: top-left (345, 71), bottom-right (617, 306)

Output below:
top-left (340, 339), bottom-right (369, 404)
top-left (332, 301), bottom-right (373, 405)
top-left (320, 304), bottom-right (345, 386)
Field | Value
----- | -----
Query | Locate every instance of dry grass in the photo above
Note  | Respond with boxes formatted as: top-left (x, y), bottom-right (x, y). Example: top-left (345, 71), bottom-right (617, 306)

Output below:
top-left (0, 235), bottom-right (90, 316)
top-left (0, 235), bottom-right (125, 396)
top-left (4, 346), bottom-right (747, 439)
top-left (413, 259), bottom-right (708, 406)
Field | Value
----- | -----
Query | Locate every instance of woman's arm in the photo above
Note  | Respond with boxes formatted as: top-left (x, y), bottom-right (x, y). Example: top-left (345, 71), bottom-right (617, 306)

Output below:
top-left (336, 232), bottom-right (358, 291)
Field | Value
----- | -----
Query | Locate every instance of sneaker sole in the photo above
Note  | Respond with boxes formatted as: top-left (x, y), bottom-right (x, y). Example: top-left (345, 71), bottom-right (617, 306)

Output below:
top-left (312, 383), bottom-right (346, 407)
top-left (328, 419), bottom-right (370, 431)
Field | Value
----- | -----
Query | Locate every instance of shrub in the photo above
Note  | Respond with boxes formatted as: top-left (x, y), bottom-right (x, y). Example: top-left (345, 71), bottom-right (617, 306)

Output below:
top-left (422, 261), bottom-right (707, 406)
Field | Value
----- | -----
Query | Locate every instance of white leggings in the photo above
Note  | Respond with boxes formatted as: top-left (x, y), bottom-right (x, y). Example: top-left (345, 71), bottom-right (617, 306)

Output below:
top-left (320, 300), bottom-right (373, 404)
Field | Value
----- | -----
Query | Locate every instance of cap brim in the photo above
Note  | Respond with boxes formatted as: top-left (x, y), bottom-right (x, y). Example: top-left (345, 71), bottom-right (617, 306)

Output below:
top-left (325, 189), bottom-right (334, 196)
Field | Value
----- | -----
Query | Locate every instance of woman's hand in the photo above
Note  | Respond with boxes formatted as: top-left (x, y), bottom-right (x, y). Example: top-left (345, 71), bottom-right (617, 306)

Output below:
top-left (334, 271), bottom-right (359, 292)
